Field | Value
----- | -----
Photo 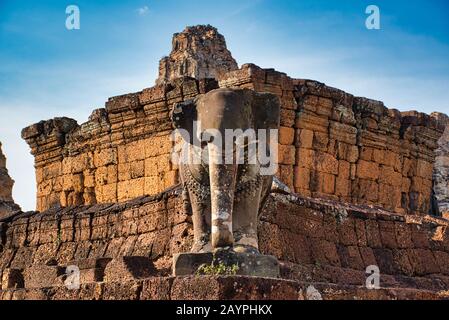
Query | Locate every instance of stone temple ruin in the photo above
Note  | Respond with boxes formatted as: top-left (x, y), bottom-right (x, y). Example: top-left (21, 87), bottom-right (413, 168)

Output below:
top-left (0, 143), bottom-right (20, 221)
top-left (1, 25), bottom-right (449, 300)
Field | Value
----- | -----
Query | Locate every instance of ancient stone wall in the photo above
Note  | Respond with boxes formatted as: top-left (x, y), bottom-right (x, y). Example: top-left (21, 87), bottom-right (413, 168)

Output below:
top-left (21, 78), bottom-right (220, 212)
top-left (23, 65), bottom-right (444, 215)
top-left (2, 188), bottom-right (449, 293)
top-left (22, 26), bottom-right (445, 215)
top-left (0, 142), bottom-right (20, 220)
top-left (220, 64), bottom-right (444, 215)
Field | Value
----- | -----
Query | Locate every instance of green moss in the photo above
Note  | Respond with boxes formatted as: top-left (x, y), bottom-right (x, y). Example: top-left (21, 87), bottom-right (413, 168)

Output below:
top-left (196, 262), bottom-right (239, 276)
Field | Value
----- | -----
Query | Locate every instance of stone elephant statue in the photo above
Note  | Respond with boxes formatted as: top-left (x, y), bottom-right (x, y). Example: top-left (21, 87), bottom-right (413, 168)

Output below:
top-left (170, 88), bottom-right (280, 254)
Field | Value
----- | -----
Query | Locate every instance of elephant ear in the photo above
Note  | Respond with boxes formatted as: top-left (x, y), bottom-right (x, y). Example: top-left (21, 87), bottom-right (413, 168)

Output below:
top-left (252, 92), bottom-right (281, 130)
top-left (171, 98), bottom-right (198, 144)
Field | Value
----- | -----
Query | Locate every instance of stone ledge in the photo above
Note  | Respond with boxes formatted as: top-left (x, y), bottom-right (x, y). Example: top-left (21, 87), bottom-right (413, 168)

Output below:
top-left (1, 276), bottom-right (449, 300)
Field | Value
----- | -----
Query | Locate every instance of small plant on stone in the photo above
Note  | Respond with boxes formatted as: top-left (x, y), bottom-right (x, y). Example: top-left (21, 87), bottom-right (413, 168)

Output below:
top-left (196, 262), bottom-right (239, 276)
top-left (54, 229), bottom-right (62, 246)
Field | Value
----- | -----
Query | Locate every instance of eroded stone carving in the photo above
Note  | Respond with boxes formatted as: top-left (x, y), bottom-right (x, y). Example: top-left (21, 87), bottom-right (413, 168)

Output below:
top-left (171, 88), bottom-right (280, 253)
top-left (171, 88), bottom-right (281, 276)
top-left (156, 25), bottom-right (238, 84)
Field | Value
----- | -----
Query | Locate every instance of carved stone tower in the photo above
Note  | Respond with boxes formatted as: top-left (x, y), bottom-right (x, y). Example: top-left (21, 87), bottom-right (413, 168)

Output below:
top-left (156, 25), bottom-right (238, 84)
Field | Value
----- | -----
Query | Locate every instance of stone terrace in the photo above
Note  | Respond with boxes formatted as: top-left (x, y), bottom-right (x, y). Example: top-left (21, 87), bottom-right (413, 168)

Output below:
top-left (2, 187), bottom-right (449, 298)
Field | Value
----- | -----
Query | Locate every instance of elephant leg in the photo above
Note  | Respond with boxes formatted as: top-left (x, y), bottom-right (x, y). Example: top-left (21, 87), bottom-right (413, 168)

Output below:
top-left (208, 142), bottom-right (237, 249)
top-left (180, 163), bottom-right (212, 253)
top-left (232, 162), bottom-right (266, 254)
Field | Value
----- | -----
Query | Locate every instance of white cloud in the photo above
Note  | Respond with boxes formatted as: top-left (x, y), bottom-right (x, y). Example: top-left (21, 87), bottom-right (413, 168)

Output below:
top-left (137, 6), bottom-right (150, 16)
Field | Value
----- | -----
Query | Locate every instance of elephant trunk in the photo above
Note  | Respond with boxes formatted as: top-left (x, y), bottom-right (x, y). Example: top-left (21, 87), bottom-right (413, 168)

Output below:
top-left (208, 142), bottom-right (236, 249)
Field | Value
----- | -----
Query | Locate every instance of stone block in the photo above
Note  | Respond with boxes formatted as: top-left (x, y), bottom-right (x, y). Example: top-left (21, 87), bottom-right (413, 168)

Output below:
top-left (296, 129), bottom-right (314, 149)
top-left (1, 269), bottom-right (24, 290)
top-left (23, 264), bottom-right (65, 289)
top-left (279, 126), bottom-right (295, 145)
top-left (278, 145), bottom-right (295, 165)
top-left (294, 166), bottom-right (310, 190)
top-left (356, 160), bottom-right (379, 180)
top-left (173, 250), bottom-right (280, 278)
top-left (103, 256), bottom-right (157, 283)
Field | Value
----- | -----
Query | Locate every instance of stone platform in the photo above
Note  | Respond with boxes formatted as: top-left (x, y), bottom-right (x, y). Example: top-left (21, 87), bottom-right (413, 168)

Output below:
top-left (173, 250), bottom-right (280, 278)
top-left (2, 275), bottom-right (449, 300)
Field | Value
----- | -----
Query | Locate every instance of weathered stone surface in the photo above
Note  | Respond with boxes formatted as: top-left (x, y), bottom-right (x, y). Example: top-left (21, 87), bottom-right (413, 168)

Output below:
top-left (156, 25), bottom-right (238, 84)
top-left (432, 112), bottom-right (449, 217)
top-left (0, 142), bottom-right (20, 220)
top-left (2, 275), bottom-right (449, 300)
top-left (173, 252), bottom-right (213, 276)
top-left (103, 256), bottom-right (157, 282)
top-left (1, 269), bottom-right (24, 290)
top-left (1, 188), bottom-right (449, 296)
top-left (23, 264), bottom-right (65, 289)
top-left (173, 250), bottom-right (280, 278)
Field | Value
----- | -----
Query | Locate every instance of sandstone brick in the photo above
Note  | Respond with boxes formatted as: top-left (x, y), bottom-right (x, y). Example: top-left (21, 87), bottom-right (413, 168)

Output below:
top-left (329, 122), bottom-right (357, 145)
top-left (401, 177), bottom-right (411, 193)
top-left (312, 131), bottom-right (329, 151)
top-left (337, 143), bottom-right (359, 163)
top-left (302, 95), bottom-right (318, 112)
top-left (144, 155), bottom-right (171, 178)
top-left (280, 109), bottom-right (295, 127)
top-left (379, 166), bottom-right (402, 187)
top-left (278, 145), bottom-right (296, 165)
top-left (379, 183), bottom-right (401, 210)
top-left (338, 246), bottom-right (364, 270)
top-left (337, 220), bottom-right (358, 246)
top-left (295, 111), bottom-right (329, 133)
top-left (394, 223), bottom-right (413, 249)
top-left (365, 220), bottom-right (382, 248)
top-left (318, 97), bottom-right (333, 110)
top-left (130, 160), bottom-right (145, 179)
top-left (335, 177), bottom-right (350, 197)
top-left (338, 160), bottom-right (350, 179)
top-left (117, 178), bottom-right (145, 201)
top-left (392, 249), bottom-right (414, 276)
top-left (144, 136), bottom-right (173, 158)
top-left (352, 179), bottom-right (379, 203)
top-left (294, 167), bottom-right (310, 190)
top-left (72, 174), bottom-right (84, 193)
top-left (279, 126), bottom-right (295, 145)
top-left (315, 152), bottom-right (338, 175)
top-left (296, 129), bottom-right (314, 149)
top-left (144, 176), bottom-right (160, 195)
top-left (93, 148), bottom-right (117, 167)
top-left (118, 141), bottom-right (145, 164)
top-left (359, 247), bottom-right (377, 267)
top-left (296, 148), bottom-right (314, 169)
top-left (378, 221), bottom-right (398, 249)
top-left (359, 147), bottom-right (374, 161)
top-left (164, 171), bottom-right (179, 189)
top-left (311, 240), bottom-right (340, 267)
top-left (372, 248), bottom-right (396, 275)
top-left (278, 165), bottom-right (294, 189)
top-left (354, 220), bottom-right (367, 247)
top-left (356, 160), bottom-right (379, 180)
top-left (309, 170), bottom-right (335, 194)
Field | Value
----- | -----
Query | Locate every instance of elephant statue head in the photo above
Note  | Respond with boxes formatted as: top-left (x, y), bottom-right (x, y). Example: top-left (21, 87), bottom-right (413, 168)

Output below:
top-left (171, 88), bottom-right (280, 254)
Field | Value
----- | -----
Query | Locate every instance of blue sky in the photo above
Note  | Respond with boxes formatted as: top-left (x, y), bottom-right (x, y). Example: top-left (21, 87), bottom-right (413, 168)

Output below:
top-left (1, 0), bottom-right (448, 210)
